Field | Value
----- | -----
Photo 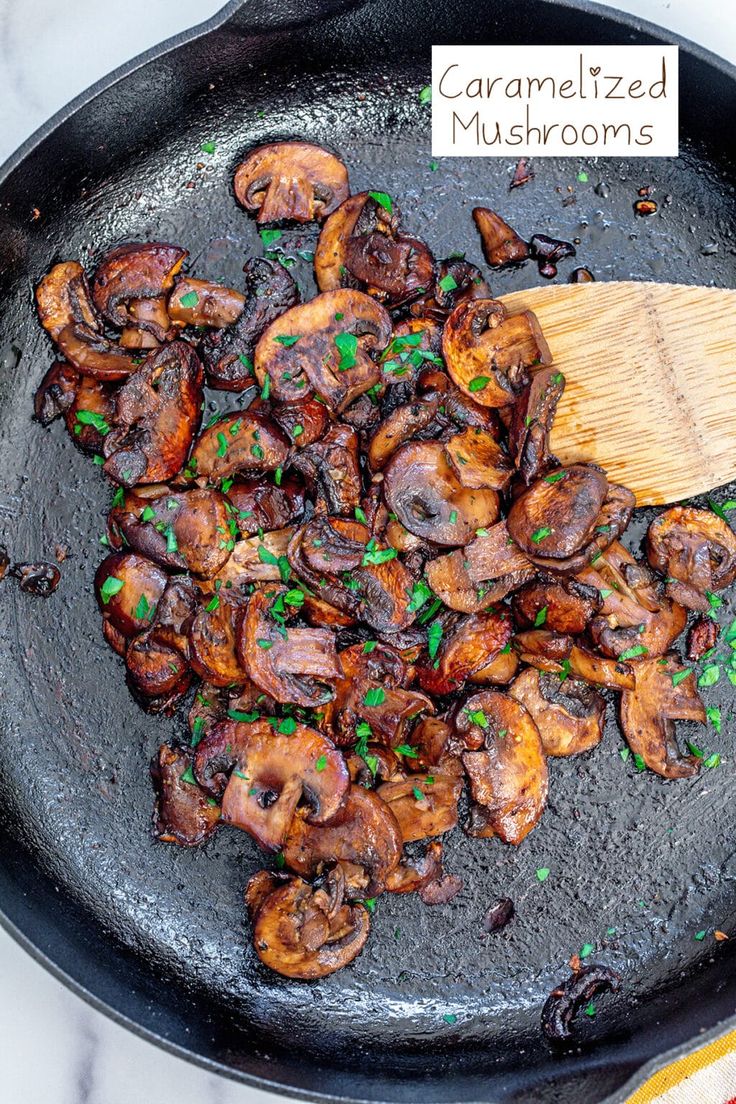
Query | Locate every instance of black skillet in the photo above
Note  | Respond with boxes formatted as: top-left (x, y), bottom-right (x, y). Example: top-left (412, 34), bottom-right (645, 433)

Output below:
top-left (1, 0), bottom-right (735, 1100)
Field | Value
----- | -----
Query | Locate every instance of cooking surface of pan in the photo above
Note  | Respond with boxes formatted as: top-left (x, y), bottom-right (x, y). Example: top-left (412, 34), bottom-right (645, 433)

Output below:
top-left (0, 1), bottom-right (735, 1101)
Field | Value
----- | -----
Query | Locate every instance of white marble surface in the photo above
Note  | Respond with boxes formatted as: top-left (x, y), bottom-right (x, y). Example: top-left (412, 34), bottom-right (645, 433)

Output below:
top-left (1, 2), bottom-right (735, 1103)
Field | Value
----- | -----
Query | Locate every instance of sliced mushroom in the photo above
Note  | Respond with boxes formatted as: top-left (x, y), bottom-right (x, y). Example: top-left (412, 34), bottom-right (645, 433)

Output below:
top-left (92, 242), bottom-right (187, 331)
top-left (283, 784), bottom-right (402, 896)
top-left (314, 192), bottom-right (372, 291)
top-left (36, 261), bottom-right (98, 340)
top-left (251, 874), bottom-right (370, 979)
top-left (367, 393), bottom-right (441, 471)
top-left (378, 771), bottom-right (463, 842)
top-left (418, 609), bottom-right (513, 696)
top-left (343, 195), bottom-right (436, 308)
top-left (103, 341), bottom-right (203, 486)
top-left (34, 361), bottom-right (81, 425)
top-left (385, 839), bottom-right (445, 894)
top-left (209, 527), bottom-right (294, 592)
top-left (470, 646), bottom-right (519, 686)
top-left (384, 440), bottom-right (499, 546)
top-left (234, 141), bottom-right (349, 224)
top-left (290, 423), bottom-right (362, 516)
top-left (567, 644), bottom-right (635, 692)
top-left (509, 668), bottom-right (605, 757)
top-left (126, 632), bottom-right (191, 712)
top-left (507, 366), bottom-right (565, 486)
top-left (113, 487), bottom-right (232, 577)
top-left (445, 426), bottom-right (513, 491)
top-left (119, 297), bottom-right (170, 348)
top-left (458, 691), bottom-right (548, 845)
top-left (226, 475), bottom-right (305, 537)
top-left (254, 289), bottom-right (391, 410)
top-left (152, 744), bottom-right (220, 847)
top-left (168, 277), bottom-right (245, 327)
top-left (443, 299), bottom-right (551, 408)
top-left (413, 257), bottom-right (491, 319)
top-left (201, 258), bottom-right (299, 390)
top-left (239, 586), bottom-right (343, 707)
top-left (426, 520), bottom-right (535, 612)
top-left (512, 574), bottom-right (601, 634)
top-left (270, 395), bottom-right (329, 449)
top-left (508, 465), bottom-right (608, 559)
top-left (646, 506), bottom-right (736, 612)
top-left (687, 617), bottom-right (719, 662)
top-left (193, 718), bottom-right (348, 849)
top-left (619, 654), bottom-right (706, 778)
top-left (472, 207), bottom-right (529, 267)
top-left (514, 629), bottom-right (574, 672)
top-left (542, 964), bottom-right (622, 1043)
top-left (94, 552), bottom-right (169, 643)
top-left (64, 375), bottom-right (117, 454)
top-left (186, 410), bottom-right (290, 484)
top-left (55, 324), bottom-right (140, 380)
top-left (189, 594), bottom-right (247, 687)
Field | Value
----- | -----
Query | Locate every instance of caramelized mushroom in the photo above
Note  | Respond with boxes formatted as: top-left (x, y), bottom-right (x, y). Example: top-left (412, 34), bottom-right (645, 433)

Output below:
top-left (36, 261), bottom-right (98, 340)
top-left (542, 964), bottom-right (622, 1043)
top-left (646, 506), bottom-right (736, 612)
top-left (189, 594), bottom-right (247, 687)
top-left (126, 632), bottom-right (191, 712)
top-left (103, 341), bottom-right (203, 486)
top-left (378, 771), bottom-right (463, 842)
top-left (283, 784), bottom-right (402, 895)
top-left (290, 424), bottom-right (362, 516)
top-left (619, 654), bottom-right (706, 778)
top-left (34, 361), bottom-right (81, 425)
top-left (384, 441), bottom-right (499, 546)
top-left (456, 690), bottom-right (548, 844)
top-left (426, 521), bottom-right (535, 612)
top-left (254, 289), bottom-right (391, 410)
top-left (509, 668), bottom-right (605, 756)
top-left (186, 410), bottom-right (289, 484)
top-left (442, 299), bottom-right (551, 408)
top-left (94, 552), bottom-right (168, 643)
top-left (55, 324), bottom-right (139, 381)
top-left (418, 609), bottom-right (513, 696)
top-left (152, 744), bottom-right (220, 846)
top-left (367, 394), bottom-right (441, 472)
top-left (314, 192), bottom-right (372, 291)
top-left (113, 487), bottom-right (232, 577)
top-left (512, 574), bottom-right (601, 634)
top-left (472, 207), bottom-right (529, 267)
top-left (343, 194), bottom-right (436, 308)
top-left (193, 718), bottom-right (348, 849)
top-left (234, 141), bottom-right (349, 224)
top-left (92, 242), bottom-right (187, 331)
top-left (251, 874), bottom-right (370, 979)
top-left (168, 277), bottom-right (245, 327)
top-left (226, 475), bottom-right (305, 537)
top-left (64, 375), bottom-right (117, 454)
top-left (445, 426), bottom-right (513, 491)
top-left (507, 366), bottom-right (566, 486)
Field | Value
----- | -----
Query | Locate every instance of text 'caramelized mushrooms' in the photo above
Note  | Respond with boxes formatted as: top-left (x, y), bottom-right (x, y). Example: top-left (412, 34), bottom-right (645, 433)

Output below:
top-left (619, 654), bottom-right (706, 778)
top-left (646, 506), bottom-right (736, 612)
top-left (234, 141), bottom-right (349, 224)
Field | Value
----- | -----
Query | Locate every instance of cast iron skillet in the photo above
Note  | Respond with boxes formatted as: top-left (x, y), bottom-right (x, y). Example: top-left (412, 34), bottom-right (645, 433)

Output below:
top-left (1, 0), bottom-right (735, 1100)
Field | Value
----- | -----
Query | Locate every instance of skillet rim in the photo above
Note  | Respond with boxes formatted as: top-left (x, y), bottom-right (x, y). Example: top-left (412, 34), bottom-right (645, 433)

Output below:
top-left (0, 1), bottom-right (735, 1100)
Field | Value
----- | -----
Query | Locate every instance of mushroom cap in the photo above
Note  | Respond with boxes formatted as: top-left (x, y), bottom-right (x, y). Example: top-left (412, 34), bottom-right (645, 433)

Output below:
top-left (512, 574), bottom-right (601, 634)
top-left (417, 609), bottom-right (513, 696)
top-left (509, 668), bottom-right (605, 757)
top-left (472, 207), bottom-right (530, 268)
top-left (234, 141), bottom-right (349, 224)
top-left (189, 595), bottom-right (248, 687)
top-left (378, 771), bottom-right (463, 842)
top-left (186, 410), bottom-right (290, 484)
top-left (94, 552), bottom-right (168, 640)
top-left (254, 288), bottom-right (391, 410)
top-left (314, 192), bottom-right (370, 291)
top-left (619, 654), bottom-right (706, 778)
top-left (167, 277), bottom-right (245, 328)
top-left (646, 506), bottom-right (736, 609)
top-left (92, 241), bottom-right (187, 328)
top-left (426, 521), bottom-right (535, 613)
top-left (36, 260), bottom-right (98, 340)
top-left (152, 744), bottom-right (220, 847)
top-left (55, 324), bottom-right (139, 381)
top-left (252, 876), bottom-right (370, 979)
top-left (114, 487), bottom-right (232, 577)
top-left (507, 465), bottom-right (609, 560)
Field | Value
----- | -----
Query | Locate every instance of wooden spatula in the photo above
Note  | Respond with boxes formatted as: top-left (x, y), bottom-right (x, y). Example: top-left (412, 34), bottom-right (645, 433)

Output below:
top-left (499, 281), bottom-right (736, 505)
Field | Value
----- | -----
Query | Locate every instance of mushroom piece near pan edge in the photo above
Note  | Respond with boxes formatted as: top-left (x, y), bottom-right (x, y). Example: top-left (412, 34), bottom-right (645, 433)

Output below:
top-left (64, 375), bottom-right (117, 454)
top-left (189, 595), bottom-right (248, 687)
top-left (186, 409), bottom-right (289, 484)
top-left (442, 298), bottom-right (552, 408)
top-left (103, 341), bottom-right (203, 486)
top-left (384, 440), bottom-right (500, 546)
top-left (92, 241), bottom-right (187, 335)
top-left (114, 487), bottom-right (233, 577)
top-left (94, 552), bottom-right (169, 643)
top-left (507, 366), bottom-right (566, 486)
top-left (283, 784), bottom-right (403, 897)
top-left (472, 207), bottom-right (530, 267)
top-left (417, 609), bottom-right (513, 696)
top-left (342, 195), bottom-right (436, 308)
top-left (193, 719), bottom-right (349, 850)
top-left (35, 260), bottom-right (99, 340)
top-left (234, 141), bottom-right (349, 224)
top-left (646, 506), bottom-right (736, 613)
top-left (201, 258), bottom-right (300, 391)
top-left (55, 324), bottom-right (141, 381)
top-left (456, 690), bottom-right (549, 845)
top-left (254, 288), bottom-right (391, 410)
top-left (508, 668), bottom-right (605, 757)
top-left (251, 874), bottom-right (370, 980)
top-left (34, 361), bottom-right (81, 426)
top-left (619, 654), bottom-right (706, 778)
top-left (152, 744), bottom-right (220, 847)
top-left (542, 964), bottom-right (622, 1043)
top-left (238, 586), bottom-right (344, 707)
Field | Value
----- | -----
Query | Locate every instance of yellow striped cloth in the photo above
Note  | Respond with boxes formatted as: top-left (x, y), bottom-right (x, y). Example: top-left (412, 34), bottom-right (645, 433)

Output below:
top-left (629, 1030), bottom-right (736, 1103)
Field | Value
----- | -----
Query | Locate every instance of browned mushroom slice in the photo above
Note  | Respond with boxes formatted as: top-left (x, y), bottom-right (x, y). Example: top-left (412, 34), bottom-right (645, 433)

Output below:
top-left (687, 617), bottom-right (719, 662)
top-left (36, 261), bottom-right (98, 340)
top-left (445, 426), bottom-right (513, 491)
top-left (514, 629), bottom-right (574, 672)
top-left (290, 423), bottom-right (362, 516)
top-left (507, 366), bottom-right (566, 485)
top-left (456, 690), bottom-right (548, 845)
top-left (385, 840), bottom-right (445, 893)
top-left (64, 375), bottom-right (117, 454)
top-left (426, 520), bottom-right (535, 612)
top-left (619, 655), bottom-right (706, 778)
top-left (148, 575), bottom-right (200, 655)
top-left (252, 874), bottom-right (370, 979)
top-left (119, 296), bottom-right (171, 348)
top-left (283, 784), bottom-right (402, 896)
top-left (509, 668), bottom-right (605, 757)
top-left (287, 517), bottom-right (363, 619)
top-left (470, 647), bottom-right (520, 687)
top-left (55, 324), bottom-right (140, 381)
top-left (472, 207), bottom-right (530, 267)
top-left (345, 225), bottom-right (435, 308)
top-left (208, 527), bottom-right (294, 593)
top-left (226, 474), bottom-right (305, 536)
top-left (126, 632), bottom-right (192, 712)
top-left (152, 744), bottom-right (220, 847)
top-left (189, 595), bottom-right (247, 687)
top-left (94, 552), bottom-right (169, 642)
top-left (567, 644), bottom-right (635, 692)
top-left (314, 192), bottom-right (371, 291)
top-left (507, 464), bottom-right (608, 561)
top-left (417, 257), bottom-right (492, 319)
top-left (92, 241), bottom-right (187, 330)
top-left (443, 299), bottom-right (551, 408)
top-left (512, 574), bottom-right (601, 634)
top-left (418, 609), bottom-right (512, 696)
top-left (239, 586), bottom-right (343, 707)
top-left (521, 480), bottom-right (636, 576)
top-left (378, 771), bottom-right (463, 842)
top-left (103, 341), bottom-right (204, 486)
top-left (234, 141), bottom-right (349, 224)
top-left (186, 410), bottom-right (289, 485)
top-left (270, 395), bottom-right (329, 448)
top-left (646, 506), bottom-right (736, 612)
top-left (115, 487), bottom-right (232, 577)
top-left (193, 718), bottom-right (348, 849)
top-left (367, 394), bottom-right (441, 471)
top-left (201, 258), bottom-right (300, 391)
top-left (34, 361), bottom-right (81, 425)
top-left (384, 440), bottom-right (499, 546)
top-left (168, 277), bottom-right (245, 328)
top-left (254, 289), bottom-right (391, 410)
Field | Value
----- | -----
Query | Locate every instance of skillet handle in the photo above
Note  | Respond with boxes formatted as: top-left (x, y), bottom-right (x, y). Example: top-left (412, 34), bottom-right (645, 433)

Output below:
top-left (218, 0), bottom-right (365, 32)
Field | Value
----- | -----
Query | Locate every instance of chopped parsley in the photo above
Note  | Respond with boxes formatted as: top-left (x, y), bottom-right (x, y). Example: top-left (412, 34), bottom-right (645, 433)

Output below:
top-left (531, 526), bottom-right (553, 543)
top-left (534, 605), bottom-right (548, 627)
top-left (99, 576), bottom-right (124, 604)
top-left (363, 687), bottom-right (385, 707)
top-left (179, 290), bottom-right (199, 309)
